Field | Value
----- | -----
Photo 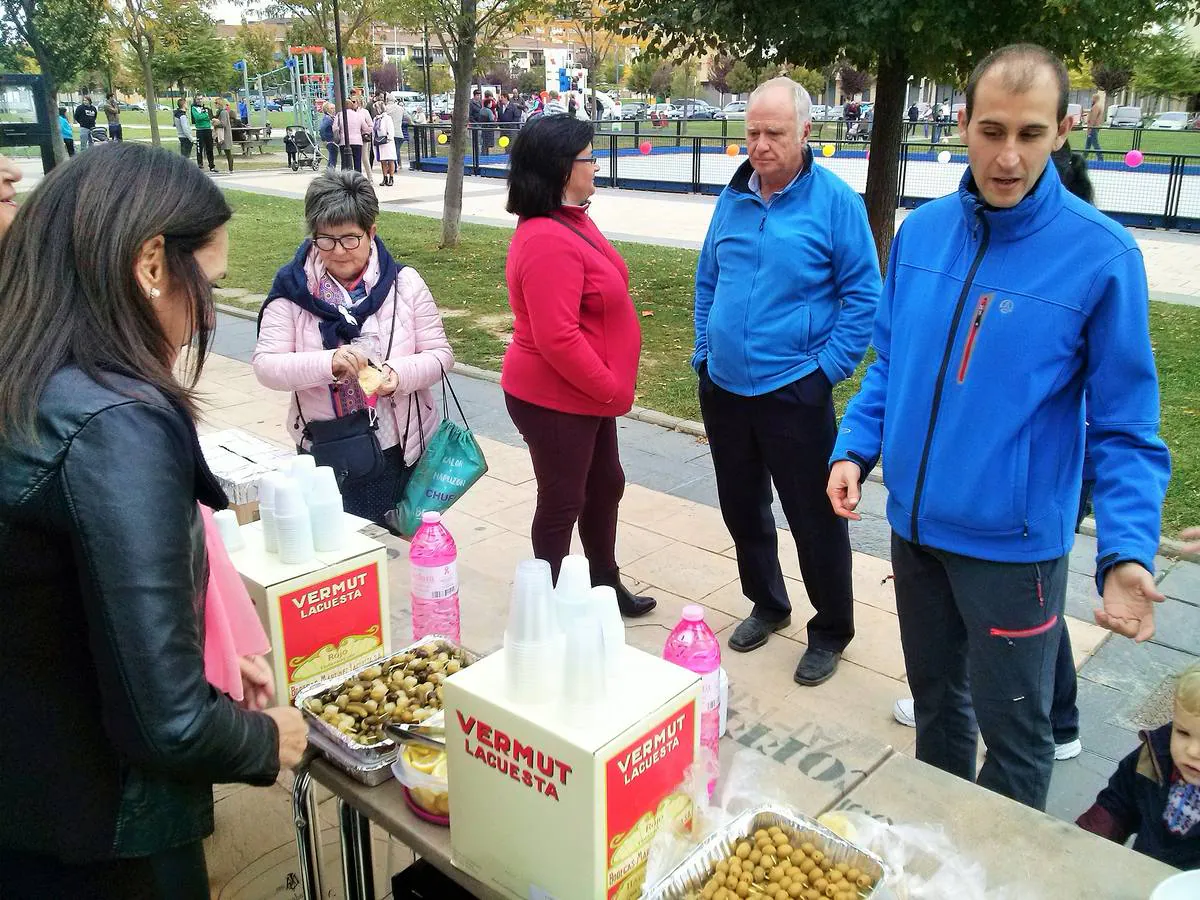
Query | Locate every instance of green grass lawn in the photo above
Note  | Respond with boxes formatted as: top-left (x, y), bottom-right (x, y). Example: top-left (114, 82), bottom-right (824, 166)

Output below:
top-left (220, 188), bottom-right (1199, 535)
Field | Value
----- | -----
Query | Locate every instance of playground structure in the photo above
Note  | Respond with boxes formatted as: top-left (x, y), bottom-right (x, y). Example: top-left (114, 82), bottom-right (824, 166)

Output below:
top-left (234, 47), bottom-right (372, 135)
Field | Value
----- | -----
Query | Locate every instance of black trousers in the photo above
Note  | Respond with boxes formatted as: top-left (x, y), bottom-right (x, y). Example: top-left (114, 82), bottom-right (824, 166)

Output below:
top-left (195, 129), bottom-right (215, 169)
top-left (698, 366), bottom-right (854, 652)
top-left (505, 392), bottom-right (624, 584)
top-left (64, 138), bottom-right (75, 156)
top-left (0, 841), bottom-right (208, 900)
top-left (891, 533), bottom-right (1067, 810)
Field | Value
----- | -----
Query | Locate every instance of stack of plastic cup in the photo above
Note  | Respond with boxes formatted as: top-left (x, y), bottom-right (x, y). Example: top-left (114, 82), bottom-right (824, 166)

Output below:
top-left (561, 608), bottom-right (606, 724)
top-left (308, 466), bottom-right (346, 552)
top-left (591, 585), bottom-right (625, 675)
top-left (291, 454), bottom-right (317, 497)
top-left (504, 559), bottom-right (557, 705)
top-left (258, 472), bottom-right (281, 553)
top-left (555, 555), bottom-right (591, 635)
top-left (212, 508), bottom-right (245, 552)
top-left (273, 475), bottom-right (315, 564)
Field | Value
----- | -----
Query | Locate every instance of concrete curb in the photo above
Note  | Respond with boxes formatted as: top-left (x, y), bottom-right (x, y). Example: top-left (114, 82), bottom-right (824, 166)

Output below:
top-left (215, 301), bottom-right (1195, 562)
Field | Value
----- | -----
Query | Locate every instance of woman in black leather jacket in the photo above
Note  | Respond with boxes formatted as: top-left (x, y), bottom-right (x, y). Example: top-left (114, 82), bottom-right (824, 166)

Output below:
top-left (0, 144), bottom-right (308, 899)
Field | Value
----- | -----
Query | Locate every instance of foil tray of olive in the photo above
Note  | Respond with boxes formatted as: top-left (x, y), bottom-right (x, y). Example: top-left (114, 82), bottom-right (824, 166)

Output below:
top-left (641, 805), bottom-right (888, 900)
top-left (294, 636), bottom-right (478, 780)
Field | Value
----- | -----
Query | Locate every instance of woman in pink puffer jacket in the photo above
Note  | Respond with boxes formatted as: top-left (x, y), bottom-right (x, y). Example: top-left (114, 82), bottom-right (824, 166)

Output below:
top-left (253, 171), bottom-right (453, 525)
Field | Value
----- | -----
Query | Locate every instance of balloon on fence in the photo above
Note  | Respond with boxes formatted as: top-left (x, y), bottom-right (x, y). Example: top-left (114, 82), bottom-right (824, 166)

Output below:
top-left (498, 136), bottom-right (510, 148)
top-left (937, 150), bottom-right (952, 164)
top-left (639, 141), bottom-right (652, 155)
top-left (725, 144), bottom-right (740, 157)
top-left (821, 144), bottom-right (835, 157)
top-left (437, 133), bottom-right (448, 145)
top-left (1124, 149), bottom-right (1144, 168)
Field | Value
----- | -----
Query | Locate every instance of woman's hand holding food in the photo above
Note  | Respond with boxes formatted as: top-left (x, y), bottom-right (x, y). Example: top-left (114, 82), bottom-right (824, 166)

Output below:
top-left (376, 365), bottom-right (400, 397)
top-left (332, 346), bottom-right (368, 381)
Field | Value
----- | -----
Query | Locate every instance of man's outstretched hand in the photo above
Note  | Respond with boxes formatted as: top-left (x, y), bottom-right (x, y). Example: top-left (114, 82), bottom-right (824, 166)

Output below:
top-left (1095, 562), bottom-right (1163, 643)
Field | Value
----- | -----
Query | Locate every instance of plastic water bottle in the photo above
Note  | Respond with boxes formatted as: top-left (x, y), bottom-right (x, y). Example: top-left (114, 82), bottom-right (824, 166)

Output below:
top-left (410, 511), bottom-right (460, 642)
top-left (663, 605), bottom-right (722, 795)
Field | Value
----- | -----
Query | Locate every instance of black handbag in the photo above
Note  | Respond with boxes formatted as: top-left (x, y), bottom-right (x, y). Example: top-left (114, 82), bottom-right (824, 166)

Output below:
top-left (301, 406), bottom-right (386, 485)
top-left (296, 289), bottom-right (398, 487)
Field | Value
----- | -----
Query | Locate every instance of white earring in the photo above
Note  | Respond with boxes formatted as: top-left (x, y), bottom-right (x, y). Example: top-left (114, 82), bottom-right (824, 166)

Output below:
top-left (149, 287), bottom-right (161, 299)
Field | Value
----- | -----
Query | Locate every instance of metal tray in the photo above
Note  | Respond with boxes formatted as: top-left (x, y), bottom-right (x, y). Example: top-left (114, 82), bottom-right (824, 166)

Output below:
top-left (641, 805), bottom-right (889, 899)
top-left (294, 635), bottom-right (480, 783)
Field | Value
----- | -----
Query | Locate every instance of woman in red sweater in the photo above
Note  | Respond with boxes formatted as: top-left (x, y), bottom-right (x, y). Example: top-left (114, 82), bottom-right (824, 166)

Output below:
top-left (502, 115), bottom-right (654, 617)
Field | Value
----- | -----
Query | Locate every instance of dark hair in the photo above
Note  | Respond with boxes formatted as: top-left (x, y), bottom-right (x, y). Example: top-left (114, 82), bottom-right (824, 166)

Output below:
top-left (0, 143), bottom-right (230, 443)
top-left (305, 170), bottom-right (379, 234)
top-left (506, 114), bottom-right (594, 218)
top-left (58, 106), bottom-right (67, 117)
top-left (1052, 140), bottom-right (1094, 204)
top-left (965, 44), bottom-right (1069, 123)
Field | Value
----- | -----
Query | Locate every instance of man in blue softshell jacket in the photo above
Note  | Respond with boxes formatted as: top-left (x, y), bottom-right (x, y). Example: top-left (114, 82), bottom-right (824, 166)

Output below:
top-left (827, 44), bottom-right (1171, 811)
top-left (694, 77), bottom-right (880, 688)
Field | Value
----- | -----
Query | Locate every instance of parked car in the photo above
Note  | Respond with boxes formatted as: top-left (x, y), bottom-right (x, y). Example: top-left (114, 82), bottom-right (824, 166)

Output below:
top-left (1109, 106), bottom-right (1143, 128)
top-left (648, 103), bottom-right (683, 120)
top-left (276, 95), bottom-right (295, 109)
top-left (1149, 111), bottom-right (1191, 131)
top-left (722, 100), bottom-right (747, 120)
top-left (118, 101), bottom-right (145, 112)
top-left (827, 104), bottom-right (844, 120)
top-left (253, 97), bottom-right (282, 112)
top-left (621, 101), bottom-right (648, 120)
top-left (1066, 102), bottom-right (1082, 125)
top-left (156, 103), bottom-right (172, 112)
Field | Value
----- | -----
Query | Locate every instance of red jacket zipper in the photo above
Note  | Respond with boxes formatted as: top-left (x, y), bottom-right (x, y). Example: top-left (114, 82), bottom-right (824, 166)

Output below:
top-left (990, 614), bottom-right (1058, 639)
top-left (956, 294), bottom-right (991, 383)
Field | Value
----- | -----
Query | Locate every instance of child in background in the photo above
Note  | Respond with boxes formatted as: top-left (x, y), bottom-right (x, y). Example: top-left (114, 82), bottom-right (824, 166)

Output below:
top-left (1077, 661), bottom-right (1200, 869)
top-left (57, 107), bottom-right (75, 157)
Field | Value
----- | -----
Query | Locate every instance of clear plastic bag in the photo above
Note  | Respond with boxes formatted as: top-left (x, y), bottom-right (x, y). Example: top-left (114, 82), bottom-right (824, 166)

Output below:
top-left (642, 748), bottom-right (1039, 900)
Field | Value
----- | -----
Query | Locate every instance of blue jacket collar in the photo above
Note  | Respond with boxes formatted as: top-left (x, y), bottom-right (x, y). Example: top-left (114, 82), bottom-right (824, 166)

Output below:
top-left (729, 146), bottom-right (814, 201)
top-left (957, 159), bottom-right (1065, 242)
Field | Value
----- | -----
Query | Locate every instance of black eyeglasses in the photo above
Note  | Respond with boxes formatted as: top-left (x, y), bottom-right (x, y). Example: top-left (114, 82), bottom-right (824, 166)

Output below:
top-left (314, 234), bottom-right (364, 251)
top-left (573, 156), bottom-right (598, 165)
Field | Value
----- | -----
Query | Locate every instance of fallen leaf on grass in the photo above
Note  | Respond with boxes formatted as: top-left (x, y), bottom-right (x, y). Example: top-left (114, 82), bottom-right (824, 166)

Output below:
top-left (641, 310), bottom-right (655, 317)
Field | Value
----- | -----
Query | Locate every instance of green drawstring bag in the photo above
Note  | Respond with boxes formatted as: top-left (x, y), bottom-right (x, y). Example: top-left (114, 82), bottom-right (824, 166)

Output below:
top-left (392, 370), bottom-right (488, 538)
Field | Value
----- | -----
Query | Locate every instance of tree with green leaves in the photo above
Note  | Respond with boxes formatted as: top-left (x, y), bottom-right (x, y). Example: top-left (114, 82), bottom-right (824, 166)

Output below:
top-left (152, 2), bottom-right (233, 95)
top-left (235, 22), bottom-right (281, 76)
top-left (786, 65), bottom-right (826, 102)
top-left (268, 0), bottom-right (393, 101)
top-left (617, 0), bottom-right (1200, 268)
top-left (517, 64), bottom-right (545, 94)
top-left (626, 55), bottom-right (656, 95)
top-left (1133, 27), bottom-right (1200, 104)
top-left (396, 0), bottom-right (542, 247)
top-left (2, 0), bottom-right (109, 163)
top-left (110, 0), bottom-right (163, 147)
top-left (726, 60), bottom-right (773, 97)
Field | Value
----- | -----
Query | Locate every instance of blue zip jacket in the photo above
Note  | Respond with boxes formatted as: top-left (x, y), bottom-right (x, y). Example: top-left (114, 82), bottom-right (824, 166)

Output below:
top-left (833, 164), bottom-right (1170, 581)
top-left (693, 152), bottom-right (880, 394)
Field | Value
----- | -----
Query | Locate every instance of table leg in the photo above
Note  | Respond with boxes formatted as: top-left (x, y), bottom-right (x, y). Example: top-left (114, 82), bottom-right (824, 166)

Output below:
top-left (291, 768), bottom-right (324, 900)
top-left (338, 798), bottom-right (376, 900)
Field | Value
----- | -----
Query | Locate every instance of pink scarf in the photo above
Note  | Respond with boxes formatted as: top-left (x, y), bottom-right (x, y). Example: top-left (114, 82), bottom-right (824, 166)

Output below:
top-left (200, 504), bottom-right (271, 701)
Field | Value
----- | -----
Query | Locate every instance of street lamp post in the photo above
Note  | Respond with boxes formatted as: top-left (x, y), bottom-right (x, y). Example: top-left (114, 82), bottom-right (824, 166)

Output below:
top-left (423, 22), bottom-right (434, 122)
top-left (332, 0), bottom-right (354, 170)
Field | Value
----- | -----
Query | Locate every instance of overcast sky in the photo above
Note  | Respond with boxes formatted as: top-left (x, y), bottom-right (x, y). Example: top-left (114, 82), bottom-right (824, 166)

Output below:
top-left (208, 2), bottom-right (258, 25)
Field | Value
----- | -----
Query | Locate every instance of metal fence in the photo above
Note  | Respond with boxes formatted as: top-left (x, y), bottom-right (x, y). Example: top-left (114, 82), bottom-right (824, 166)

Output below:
top-left (408, 123), bottom-right (1200, 232)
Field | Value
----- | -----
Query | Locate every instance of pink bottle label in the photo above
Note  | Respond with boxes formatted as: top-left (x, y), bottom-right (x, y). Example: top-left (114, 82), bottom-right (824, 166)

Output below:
top-left (411, 562), bottom-right (458, 601)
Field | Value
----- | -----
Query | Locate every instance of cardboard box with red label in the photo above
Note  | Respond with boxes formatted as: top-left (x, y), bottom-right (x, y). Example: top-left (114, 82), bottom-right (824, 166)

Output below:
top-left (445, 646), bottom-right (700, 900)
top-left (230, 522), bottom-right (391, 702)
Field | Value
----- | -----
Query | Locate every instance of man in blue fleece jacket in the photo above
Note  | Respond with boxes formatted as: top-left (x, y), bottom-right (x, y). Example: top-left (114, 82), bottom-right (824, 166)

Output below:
top-left (828, 45), bottom-right (1171, 810)
top-left (693, 77), bottom-right (880, 687)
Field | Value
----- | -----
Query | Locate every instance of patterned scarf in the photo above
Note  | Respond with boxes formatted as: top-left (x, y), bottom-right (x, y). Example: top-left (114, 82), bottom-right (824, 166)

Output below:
top-left (260, 236), bottom-right (401, 350)
top-left (1163, 774), bottom-right (1200, 836)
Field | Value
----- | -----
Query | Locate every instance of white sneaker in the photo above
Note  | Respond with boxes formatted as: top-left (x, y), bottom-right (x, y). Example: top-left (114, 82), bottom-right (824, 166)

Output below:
top-left (1055, 738), bottom-right (1082, 760)
top-left (893, 697), bottom-right (916, 727)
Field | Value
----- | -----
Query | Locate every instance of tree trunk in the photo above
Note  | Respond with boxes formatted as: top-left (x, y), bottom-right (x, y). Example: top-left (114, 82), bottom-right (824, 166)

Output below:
top-left (135, 43), bottom-right (161, 147)
top-left (863, 51), bottom-right (908, 274)
top-left (442, 32), bottom-right (475, 249)
top-left (39, 70), bottom-right (68, 166)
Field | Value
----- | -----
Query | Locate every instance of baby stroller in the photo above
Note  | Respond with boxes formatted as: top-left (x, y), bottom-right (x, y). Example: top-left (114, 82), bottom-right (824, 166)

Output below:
top-left (284, 126), bottom-right (321, 171)
top-left (89, 126), bottom-right (109, 145)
